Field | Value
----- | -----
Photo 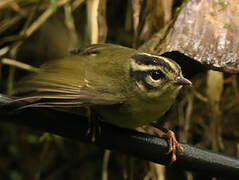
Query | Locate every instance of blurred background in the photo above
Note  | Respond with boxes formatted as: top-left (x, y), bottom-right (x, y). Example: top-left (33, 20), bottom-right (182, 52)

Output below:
top-left (1, 0), bottom-right (239, 179)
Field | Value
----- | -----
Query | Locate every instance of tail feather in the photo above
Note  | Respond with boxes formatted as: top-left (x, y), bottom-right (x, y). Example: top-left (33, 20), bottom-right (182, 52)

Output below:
top-left (0, 94), bottom-right (14, 105)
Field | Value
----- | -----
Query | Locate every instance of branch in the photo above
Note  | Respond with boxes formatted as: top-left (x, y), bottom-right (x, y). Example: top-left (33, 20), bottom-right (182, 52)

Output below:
top-left (0, 94), bottom-right (239, 178)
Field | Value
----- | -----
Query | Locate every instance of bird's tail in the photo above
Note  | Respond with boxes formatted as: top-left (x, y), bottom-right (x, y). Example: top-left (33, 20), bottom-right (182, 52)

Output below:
top-left (0, 93), bottom-right (14, 105)
top-left (0, 94), bottom-right (22, 115)
top-left (0, 94), bottom-right (12, 116)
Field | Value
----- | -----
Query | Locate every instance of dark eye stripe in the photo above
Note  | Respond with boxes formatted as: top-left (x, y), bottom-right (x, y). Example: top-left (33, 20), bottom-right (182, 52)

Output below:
top-left (131, 54), bottom-right (174, 72)
top-left (130, 69), bottom-right (162, 90)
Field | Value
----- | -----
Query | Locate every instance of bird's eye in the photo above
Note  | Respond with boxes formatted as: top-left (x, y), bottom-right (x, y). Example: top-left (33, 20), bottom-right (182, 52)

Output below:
top-left (150, 71), bottom-right (163, 81)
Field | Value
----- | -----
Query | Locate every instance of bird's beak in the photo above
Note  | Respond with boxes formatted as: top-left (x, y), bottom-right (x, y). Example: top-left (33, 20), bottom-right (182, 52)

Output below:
top-left (174, 76), bottom-right (192, 86)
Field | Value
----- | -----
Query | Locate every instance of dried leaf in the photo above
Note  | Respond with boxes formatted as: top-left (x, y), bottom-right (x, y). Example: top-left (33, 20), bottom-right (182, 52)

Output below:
top-left (131, 0), bottom-right (143, 36)
top-left (97, 0), bottom-right (107, 43)
top-left (139, 0), bottom-right (173, 41)
top-left (132, 0), bottom-right (173, 45)
top-left (87, 0), bottom-right (107, 44)
top-left (158, 0), bottom-right (239, 73)
top-left (207, 70), bottom-right (224, 151)
top-left (87, 0), bottom-right (100, 44)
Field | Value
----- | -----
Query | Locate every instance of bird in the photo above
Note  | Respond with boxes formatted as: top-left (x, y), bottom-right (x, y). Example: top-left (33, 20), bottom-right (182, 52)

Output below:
top-left (13, 43), bottom-right (191, 162)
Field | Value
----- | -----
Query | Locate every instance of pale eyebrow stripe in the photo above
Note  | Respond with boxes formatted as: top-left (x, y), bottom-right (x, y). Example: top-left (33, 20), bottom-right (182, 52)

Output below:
top-left (131, 53), bottom-right (180, 74)
top-left (130, 60), bottom-right (165, 72)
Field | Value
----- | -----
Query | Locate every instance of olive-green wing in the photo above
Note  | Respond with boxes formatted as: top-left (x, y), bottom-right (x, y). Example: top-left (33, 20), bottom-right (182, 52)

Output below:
top-left (14, 79), bottom-right (126, 108)
top-left (13, 44), bottom-right (133, 108)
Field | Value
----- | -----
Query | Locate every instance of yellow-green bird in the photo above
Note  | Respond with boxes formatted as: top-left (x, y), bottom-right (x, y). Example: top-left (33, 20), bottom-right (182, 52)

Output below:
top-left (14, 44), bottom-right (191, 161)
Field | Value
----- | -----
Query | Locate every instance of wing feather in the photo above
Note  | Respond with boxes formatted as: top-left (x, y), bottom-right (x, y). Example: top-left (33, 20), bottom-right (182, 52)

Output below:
top-left (14, 79), bottom-right (125, 108)
top-left (13, 44), bottom-right (134, 108)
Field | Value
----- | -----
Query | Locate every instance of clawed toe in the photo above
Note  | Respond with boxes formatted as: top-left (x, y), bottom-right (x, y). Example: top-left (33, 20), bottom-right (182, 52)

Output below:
top-left (163, 130), bottom-right (184, 162)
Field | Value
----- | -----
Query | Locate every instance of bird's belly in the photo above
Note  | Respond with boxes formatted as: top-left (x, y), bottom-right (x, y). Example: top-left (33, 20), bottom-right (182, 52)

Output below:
top-left (94, 99), bottom-right (174, 129)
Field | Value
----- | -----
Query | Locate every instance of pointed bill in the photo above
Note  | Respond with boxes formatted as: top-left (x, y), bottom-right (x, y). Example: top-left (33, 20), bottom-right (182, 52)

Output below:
top-left (174, 76), bottom-right (192, 86)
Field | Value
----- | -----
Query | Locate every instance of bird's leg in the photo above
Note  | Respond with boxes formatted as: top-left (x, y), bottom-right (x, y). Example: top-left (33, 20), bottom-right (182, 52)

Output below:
top-left (150, 122), bottom-right (183, 163)
top-left (86, 108), bottom-right (101, 142)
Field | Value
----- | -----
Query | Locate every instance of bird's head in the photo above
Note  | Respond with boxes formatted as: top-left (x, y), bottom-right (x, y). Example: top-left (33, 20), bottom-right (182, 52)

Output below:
top-left (129, 53), bottom-right (191, 99)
